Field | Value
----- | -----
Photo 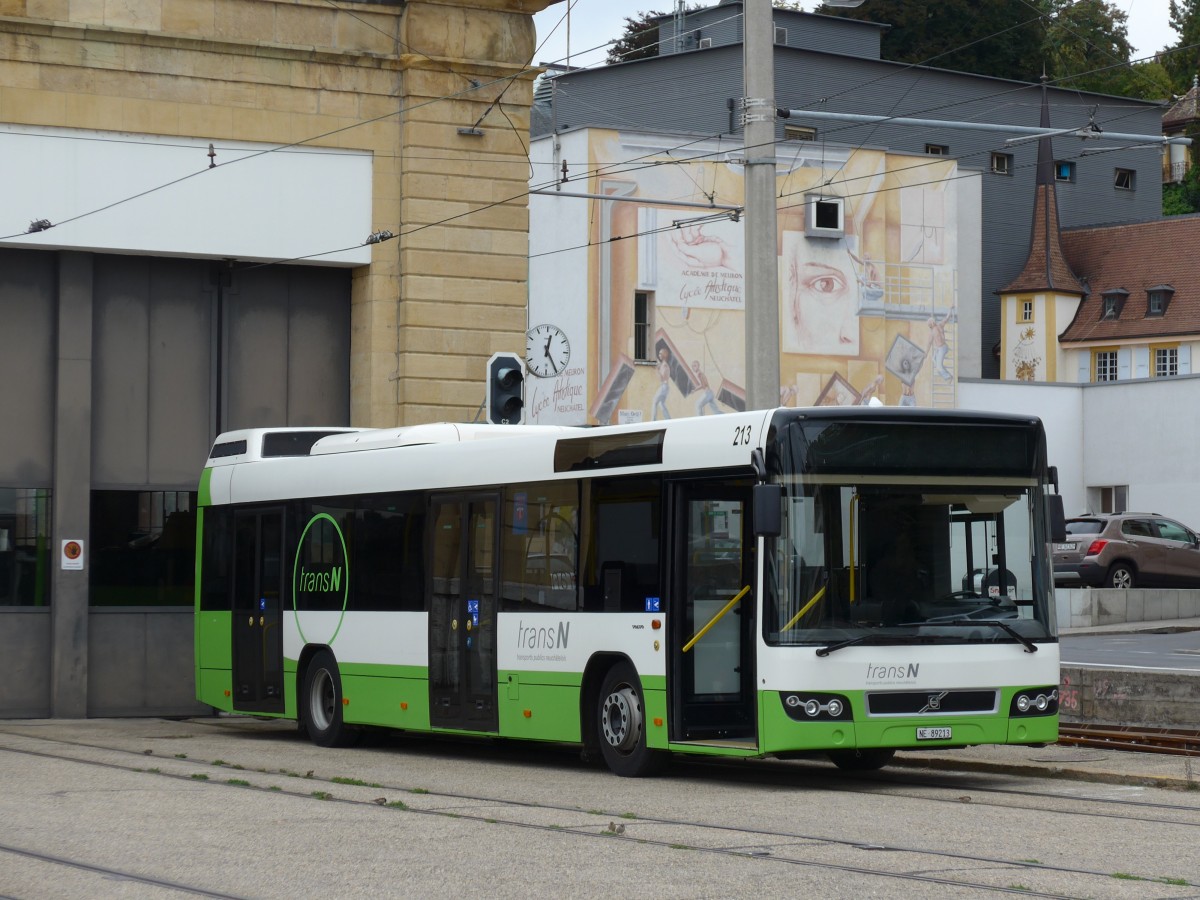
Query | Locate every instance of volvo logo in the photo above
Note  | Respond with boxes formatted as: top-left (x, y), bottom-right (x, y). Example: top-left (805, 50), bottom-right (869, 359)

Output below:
top-left (921, 691), bottom-right (949, 713)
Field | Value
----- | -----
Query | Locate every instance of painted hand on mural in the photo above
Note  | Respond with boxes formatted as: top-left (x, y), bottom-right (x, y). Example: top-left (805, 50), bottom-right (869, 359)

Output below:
top-left (669, 224), bottom-right (734, 269)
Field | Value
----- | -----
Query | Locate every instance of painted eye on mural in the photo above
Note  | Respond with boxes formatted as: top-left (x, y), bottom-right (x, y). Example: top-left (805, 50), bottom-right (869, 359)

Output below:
top-left (803, 273), bottom-right (848, 297)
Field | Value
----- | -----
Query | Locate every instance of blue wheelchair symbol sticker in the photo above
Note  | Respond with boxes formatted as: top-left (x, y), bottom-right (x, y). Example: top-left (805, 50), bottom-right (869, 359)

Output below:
top-left (259, 597), bottom-right (267, 611)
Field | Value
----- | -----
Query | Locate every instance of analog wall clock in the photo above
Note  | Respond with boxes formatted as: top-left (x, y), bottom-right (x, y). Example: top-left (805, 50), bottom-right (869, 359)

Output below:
top-left (526, 324), bottom-right (571, 378)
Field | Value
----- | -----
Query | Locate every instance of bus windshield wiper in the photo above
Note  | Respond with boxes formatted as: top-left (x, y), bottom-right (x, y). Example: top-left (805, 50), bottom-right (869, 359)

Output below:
top-left (815, 633), bottom-right (921, 657)
top-left (928, 618), bottom-right (1038, 653)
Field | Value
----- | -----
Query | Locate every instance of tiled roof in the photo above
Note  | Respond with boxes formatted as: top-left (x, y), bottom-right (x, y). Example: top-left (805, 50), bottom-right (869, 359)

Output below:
top-left (1000, 85), bottom-right (1084, 296)
top-left (1001, 182), bottom-right (1085, 295)
top-left (1163, 76), bottom-right (1200, 130)
top-left (1058, 215), bottom-right (1200, 343)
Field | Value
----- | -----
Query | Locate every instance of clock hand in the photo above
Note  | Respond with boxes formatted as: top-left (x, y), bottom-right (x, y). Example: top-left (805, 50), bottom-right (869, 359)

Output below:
top-left (544, 335), bottom-right (553, 358)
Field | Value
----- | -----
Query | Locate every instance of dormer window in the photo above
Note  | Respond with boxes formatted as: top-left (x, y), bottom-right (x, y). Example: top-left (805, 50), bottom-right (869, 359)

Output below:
top-left (1146, 284), bottom-right (1174, 317)
top-left (1101, 289), bottom-right (1127, 320)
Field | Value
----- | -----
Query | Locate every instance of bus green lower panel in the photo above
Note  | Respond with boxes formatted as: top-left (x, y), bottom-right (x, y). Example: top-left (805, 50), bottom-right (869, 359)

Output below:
top-left (758, 691), bottom-right (1057, 754)
top-left (196, 612), bottom-right (231, 669)
top-left (498, 670), bottom-right (582, 743)
top-left (341, 674), bottom-right (430, 731)
top-left (643, 689), bottom-right (668, 750)
top-left (198, 668), bottom-right (233, 711)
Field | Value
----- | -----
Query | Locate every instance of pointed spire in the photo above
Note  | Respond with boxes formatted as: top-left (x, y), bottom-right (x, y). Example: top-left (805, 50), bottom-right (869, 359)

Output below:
top-left (1001, 79), bottom-right (1084, 296)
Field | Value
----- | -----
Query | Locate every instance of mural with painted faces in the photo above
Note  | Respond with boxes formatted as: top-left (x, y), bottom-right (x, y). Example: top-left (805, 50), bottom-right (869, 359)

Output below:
top-left (781, 231), bottom-right (861, 356)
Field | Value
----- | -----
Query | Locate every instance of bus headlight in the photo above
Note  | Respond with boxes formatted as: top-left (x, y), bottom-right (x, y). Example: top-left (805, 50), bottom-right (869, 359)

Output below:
top-left (781, 692), bottom-right (853, 722)
top-left (1010, 687), bottom-right (1058, 717)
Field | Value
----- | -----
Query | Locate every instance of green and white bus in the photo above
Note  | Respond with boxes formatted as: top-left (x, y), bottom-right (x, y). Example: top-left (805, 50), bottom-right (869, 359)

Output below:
top-left (195, 407), bottom-right (1063, 776)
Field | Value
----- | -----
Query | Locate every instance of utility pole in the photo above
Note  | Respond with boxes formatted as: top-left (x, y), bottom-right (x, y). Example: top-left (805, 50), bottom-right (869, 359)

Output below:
top-left (741, 0), bottom-right (780, 411)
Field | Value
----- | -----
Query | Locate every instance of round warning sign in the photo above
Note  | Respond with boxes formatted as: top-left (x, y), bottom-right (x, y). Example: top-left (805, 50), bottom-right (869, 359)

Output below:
top-left (61, 539), bottom-right (85, 570)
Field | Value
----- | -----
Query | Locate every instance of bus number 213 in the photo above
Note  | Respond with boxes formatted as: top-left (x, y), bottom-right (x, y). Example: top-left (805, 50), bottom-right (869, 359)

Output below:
top-left (732, 425), bottom-right (752, 446)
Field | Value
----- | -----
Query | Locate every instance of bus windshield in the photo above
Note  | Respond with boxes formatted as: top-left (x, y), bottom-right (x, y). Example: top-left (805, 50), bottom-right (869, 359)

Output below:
top-left (763, 411), bottom-right (1056, 648)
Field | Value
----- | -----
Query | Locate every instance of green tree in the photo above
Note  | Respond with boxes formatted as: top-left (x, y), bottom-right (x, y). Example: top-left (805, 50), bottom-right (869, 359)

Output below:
top-left (1166, 0), bottom-right (1200, 92)
top-left (1042, 0), bottom-right (1135, 95)
top-left (606, 10), bottom-right (667, 65)
top-left (815, 0), bottom-right (1046, 82)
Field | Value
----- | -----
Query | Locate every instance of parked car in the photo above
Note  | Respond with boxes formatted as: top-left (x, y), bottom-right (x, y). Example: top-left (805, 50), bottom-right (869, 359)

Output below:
top-left (1053, 513), bottom-right (1200, 589)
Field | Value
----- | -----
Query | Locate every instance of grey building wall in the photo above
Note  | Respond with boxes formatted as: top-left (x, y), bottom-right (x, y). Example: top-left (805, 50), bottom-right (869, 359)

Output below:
top-left (658, 3), bottom-right (883, 59)
top-left (537, 42), bottom-right (1165, 378)
top-left (0, 248), bottom-right (350, 718)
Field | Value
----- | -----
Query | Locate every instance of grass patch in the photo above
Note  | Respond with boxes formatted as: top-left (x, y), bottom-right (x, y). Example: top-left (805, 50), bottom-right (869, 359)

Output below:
top-left (174, 753), bottom-right (187, 759)
top-left (619, 812), bottom-right (637, 820)
top-left (409, 787), bottom-right (429, 795)
top-left (268, 786), bottom-right (282, 792)
top-left (331, 776), bottom-right (382, 788)
top-left (227, 779), bottom-right (251, 787)
top-left (190, 773), bottom-right (209, 781)
top-left (212, 760), bottom-right (227, 767)
top-left (385, 800), bottom-right (408, 809)
top-left (311, 791), bottom-right (333, 801)
top-left (148, 767), bottom-right (161, 774)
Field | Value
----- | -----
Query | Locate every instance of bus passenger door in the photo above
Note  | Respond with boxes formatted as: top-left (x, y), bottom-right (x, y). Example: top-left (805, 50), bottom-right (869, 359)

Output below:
top-left (428, 494), bottom-right (499, 732)
top-left (231, 507), bottom-right (285, 713)
top-left (671, 482), bottom-right (756, 744)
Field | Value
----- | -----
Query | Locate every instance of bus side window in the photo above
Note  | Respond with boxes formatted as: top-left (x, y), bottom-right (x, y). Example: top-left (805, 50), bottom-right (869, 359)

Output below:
top-left (581, 476), bottom-right (662, 612)
top-left (500, 481), bottom-right (579, 613)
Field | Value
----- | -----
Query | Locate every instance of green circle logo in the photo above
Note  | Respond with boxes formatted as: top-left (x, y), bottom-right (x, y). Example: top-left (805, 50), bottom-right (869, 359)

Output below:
top-left (292, 512), bottom-right (350, 646)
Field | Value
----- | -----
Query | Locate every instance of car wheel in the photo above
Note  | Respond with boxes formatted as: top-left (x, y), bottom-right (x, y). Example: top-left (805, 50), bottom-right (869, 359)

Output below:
top-left (1106, 563), bottom-right (1135, 589)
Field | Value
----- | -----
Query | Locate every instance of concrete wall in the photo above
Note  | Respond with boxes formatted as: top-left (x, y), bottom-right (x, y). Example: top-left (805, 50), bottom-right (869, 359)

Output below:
top-left (960, 375), bottom-right (1200, 528)
top-left (1056, 589), bottom-right (1200, 630)
top-left (87, 611), bottom-right (208, 717)
top-left (0, 611), bottom-right (51, 717)
top-left (1060, 665), bottom-right (1200, 728)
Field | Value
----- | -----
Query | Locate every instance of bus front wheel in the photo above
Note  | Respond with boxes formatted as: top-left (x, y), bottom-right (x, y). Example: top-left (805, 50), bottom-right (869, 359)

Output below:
top-left (301, 650), bottom-right (360, 748)
top-left (596, 662), bottom-right (665, 777)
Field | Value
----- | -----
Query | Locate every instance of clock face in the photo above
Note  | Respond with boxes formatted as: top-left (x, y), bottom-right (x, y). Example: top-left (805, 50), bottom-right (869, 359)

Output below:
top-left (526, 324), bottom-right (571, 378)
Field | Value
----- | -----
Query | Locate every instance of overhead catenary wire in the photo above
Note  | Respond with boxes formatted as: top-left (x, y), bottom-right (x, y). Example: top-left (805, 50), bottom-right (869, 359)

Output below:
top-left (2, 4), bottom-right (1190, 262)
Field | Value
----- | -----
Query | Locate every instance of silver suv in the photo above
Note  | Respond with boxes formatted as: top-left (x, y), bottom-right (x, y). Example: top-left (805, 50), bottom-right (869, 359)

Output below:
top-left (1053, 513), bottom-right (1200, 589)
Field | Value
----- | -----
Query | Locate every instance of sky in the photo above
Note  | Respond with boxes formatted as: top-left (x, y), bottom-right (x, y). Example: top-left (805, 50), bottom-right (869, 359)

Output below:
top-left (531, 0), bottom-right (1180, 72)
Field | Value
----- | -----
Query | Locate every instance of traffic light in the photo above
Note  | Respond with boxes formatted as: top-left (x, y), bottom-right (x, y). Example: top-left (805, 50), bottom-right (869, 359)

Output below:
top-left (486, 352), bottom-right (525, 425)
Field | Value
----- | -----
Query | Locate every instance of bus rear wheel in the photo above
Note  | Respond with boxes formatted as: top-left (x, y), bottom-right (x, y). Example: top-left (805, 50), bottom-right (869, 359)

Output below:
top-left (301, 650), bottom-right (359, 748)
top-left (596, 662), bottom-right (665, 777)
top-left (828, 748), bottom-right (895, 772)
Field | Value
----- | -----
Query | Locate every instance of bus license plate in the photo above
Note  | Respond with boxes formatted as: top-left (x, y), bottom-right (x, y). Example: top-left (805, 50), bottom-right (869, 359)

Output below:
top-left (917, 727), bottom-right (952, 741)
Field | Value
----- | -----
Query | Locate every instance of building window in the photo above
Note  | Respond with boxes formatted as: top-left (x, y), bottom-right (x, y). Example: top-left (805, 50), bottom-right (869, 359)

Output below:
top-left (1155, 346), bottom-right (1179, 377)
top-left (1114, 168), bottom-right (1135, 190)
top-left (90, 490), bottom-right (197, 606)
top-left (1055, 160), bottom-right (1075, 182)
top-left (1093, 349), bottom-right (1118, 382)
top-left (1146, 285), bottom-right (1173, 316)
top-left (925, 143), bottom-right (949, 156)
top-left (1101, 289), bottom-right (1127, 320)
top-left (1021, 300), bottom-right (1034, 323)
top-left (784, 124), bottom-right (816, 141)
top-left (774, 26), bottom-right (787, 44)
top-left (0, 488), bottom-right (52, 607)
top-left (634, 292), bottom-right (654, 362)
top-left (991, 152), bottom-right (1012, 175)
top-left (1089, 485), bottom-right (1128, 514)
top-left (805, 195), bottom-right (844, 237)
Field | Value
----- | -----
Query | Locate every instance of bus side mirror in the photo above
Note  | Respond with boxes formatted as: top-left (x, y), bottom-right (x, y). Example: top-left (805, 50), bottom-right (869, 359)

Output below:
top-left (1048, 494), bottom-right (1066, 544)
top-left (753, 483), bottom-right (782, 537)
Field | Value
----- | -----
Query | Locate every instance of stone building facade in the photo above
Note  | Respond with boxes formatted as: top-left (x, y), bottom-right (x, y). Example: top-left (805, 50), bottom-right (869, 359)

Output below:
top-left (0, 0), bottom-right (554, 716)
